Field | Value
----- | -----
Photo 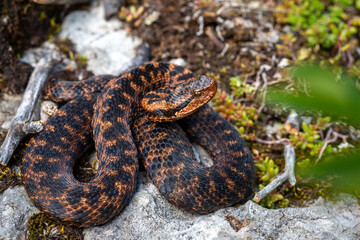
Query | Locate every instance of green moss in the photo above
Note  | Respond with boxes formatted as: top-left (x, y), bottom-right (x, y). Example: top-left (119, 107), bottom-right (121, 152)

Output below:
top-left (26, 213), bottom-right (82, 240)
top-left (48, 17), bottom-right (62, 41)
top-left (0, 163), bottom-right (21, 194)
top-left (75, 55), bottom-right (88, 69)
top-left (53, 39), bottom-right (88, 69)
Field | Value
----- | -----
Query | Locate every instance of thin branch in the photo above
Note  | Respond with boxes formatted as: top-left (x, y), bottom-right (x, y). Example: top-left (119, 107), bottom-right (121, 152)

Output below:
top-left (333, 131), bottom-right (348, 142)
top-left (254, 137), bottom-right (290, 145)
top-left (253, 145), bottom-right (296, 202)
top-left (315, 128), bottom-right (349, 164)
top-left (316, 128), bottom-right (334, 164)
top-left (220, 43), bottom-right (230, 56)
top-left (0, 51), bottom-right (61, 165)
top-left (196, 16), bottom-right (204, 36)
top-left (267, 79), bottom-right (285, 86)
top-left (205, 27), bottom-right (225, 50)
top-left (256, 72), bottom-right (268, 116)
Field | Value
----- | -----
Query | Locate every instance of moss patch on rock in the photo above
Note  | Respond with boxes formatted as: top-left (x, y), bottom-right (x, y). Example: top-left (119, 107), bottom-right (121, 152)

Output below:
top-left (26, 213), bottom-right (83, 240)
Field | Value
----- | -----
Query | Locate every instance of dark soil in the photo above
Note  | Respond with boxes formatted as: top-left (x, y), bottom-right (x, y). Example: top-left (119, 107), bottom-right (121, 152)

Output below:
top-left (122, 0), bottom-right (283, 92)
top-left (0, 0), bottom-right (87, 94)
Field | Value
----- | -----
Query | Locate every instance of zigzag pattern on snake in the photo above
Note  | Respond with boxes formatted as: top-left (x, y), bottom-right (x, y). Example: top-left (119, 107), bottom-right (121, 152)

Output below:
top-left (22, 62), bottom-right (257, 227)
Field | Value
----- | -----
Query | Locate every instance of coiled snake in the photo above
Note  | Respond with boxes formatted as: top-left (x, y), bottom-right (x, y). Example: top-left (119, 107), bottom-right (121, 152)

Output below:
top-left (22, 62), bottom-right (257, 227)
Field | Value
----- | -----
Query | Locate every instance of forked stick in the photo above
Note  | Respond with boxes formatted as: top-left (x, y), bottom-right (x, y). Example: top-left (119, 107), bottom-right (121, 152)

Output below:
top-left (253, 144), bottom-right (296, 202)
top-left (0, 52), bottom-right (61, 165)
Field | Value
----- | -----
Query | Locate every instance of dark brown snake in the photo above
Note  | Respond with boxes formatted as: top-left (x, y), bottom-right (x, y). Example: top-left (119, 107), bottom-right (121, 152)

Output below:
top-left (22, 62), bottom-right (257, 227)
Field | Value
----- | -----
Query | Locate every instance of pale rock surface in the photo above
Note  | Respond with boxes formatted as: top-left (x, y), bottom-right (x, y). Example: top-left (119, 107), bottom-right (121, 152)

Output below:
top-left (0, 186), bottom-right (39, 240)
top-left (22, 2), bottom-right (143, 75)
top-left (57, 2), bottom-right (142, 75)
top-left (0, 94), bottom-right (23, 130)
top-left (84, 172), bottom-right (360, 240)
top-left (0, 175), bottom-right (359, 240)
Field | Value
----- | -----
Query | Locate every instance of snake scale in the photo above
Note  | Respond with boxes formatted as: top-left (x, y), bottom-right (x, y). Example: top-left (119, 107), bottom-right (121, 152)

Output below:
top-left (22, 62), bottom-right (257, 227)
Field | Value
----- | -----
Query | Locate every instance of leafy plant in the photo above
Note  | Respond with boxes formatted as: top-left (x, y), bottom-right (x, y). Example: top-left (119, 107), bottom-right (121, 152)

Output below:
top-left (301, 149), bottom-right (360, 192)
top-left (212, 90), bottom-right (258, 135)
top-left (288, 121), bottom-right (334, 157)
top-left (268, 64), bottom-right (360, 126)
top-left (267, 64), bottom-right (360, 193)
top-left (229, 76), bottom-right (256, 98)
top-left (255, 155), bottom-right (289, 208)
top-left (276, 0), bottom-right (360, 63)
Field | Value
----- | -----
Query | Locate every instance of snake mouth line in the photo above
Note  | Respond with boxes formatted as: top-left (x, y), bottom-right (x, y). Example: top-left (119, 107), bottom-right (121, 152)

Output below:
top-left (174, 78), bottom-right (217, 118)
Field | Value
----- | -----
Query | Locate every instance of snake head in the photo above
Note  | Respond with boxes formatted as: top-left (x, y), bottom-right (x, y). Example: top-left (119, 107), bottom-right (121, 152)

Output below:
top-left (173, 75), bottom-right (217, 118)
top-left (142, 75), bottom-right (217, 122)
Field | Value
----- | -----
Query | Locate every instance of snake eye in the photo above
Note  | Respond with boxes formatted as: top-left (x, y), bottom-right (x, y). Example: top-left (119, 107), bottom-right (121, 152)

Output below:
top-left (193, 90), bottom-right (202, 96)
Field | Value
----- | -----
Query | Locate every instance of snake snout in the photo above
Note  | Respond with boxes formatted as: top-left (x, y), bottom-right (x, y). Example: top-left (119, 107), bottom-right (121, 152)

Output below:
top-left (194, 76), bottom-right (216, 90)
top-left (191, 76), bottom-right (217, 99)
top-left (146, 76), bottom-right (217, 122)
top-left (190, 75), bottom-right (217, 104)
top-left (171, 76), bottom-right (217, 119)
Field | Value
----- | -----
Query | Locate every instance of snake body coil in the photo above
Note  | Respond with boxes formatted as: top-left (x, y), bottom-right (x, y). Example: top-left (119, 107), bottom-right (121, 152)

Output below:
top-left (22, 63), bottom-right (256, 227)
top-left (133, 105), bottom-right (256, 214)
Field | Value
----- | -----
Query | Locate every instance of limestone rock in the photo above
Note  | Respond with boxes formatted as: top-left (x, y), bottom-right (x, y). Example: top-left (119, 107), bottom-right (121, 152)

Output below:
top-left (0, 186), bottom-right (39, 240)
top-left (57, 2), bottom-right (142, 75)
top-left (0, 94), bottom-right (23, 130)
top-left (84, 173), bottom-right (360, 240)
top-left (22, 3), bottom-right (144, 75)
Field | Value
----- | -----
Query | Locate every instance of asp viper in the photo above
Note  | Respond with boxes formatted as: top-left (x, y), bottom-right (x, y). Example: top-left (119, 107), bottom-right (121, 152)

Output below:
top-left (22, 62), bottom-right (257, 227)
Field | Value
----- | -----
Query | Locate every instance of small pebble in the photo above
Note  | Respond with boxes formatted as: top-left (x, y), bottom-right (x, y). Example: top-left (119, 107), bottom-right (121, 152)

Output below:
top-left (169, 58), bottom-right (186, 67)
top-left (278, 58), bottom-right (290, 68)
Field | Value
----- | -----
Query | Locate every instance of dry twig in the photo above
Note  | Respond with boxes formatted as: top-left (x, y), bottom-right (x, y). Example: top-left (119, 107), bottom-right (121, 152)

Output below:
top-left (255, 137), bottom-right (290, 145)
top-left (253, 144), bottom-right (296, 202)
top-left (0, 51), bottom-right (61, 165)
top-left (315, 128), bottom-right (348, 164)
top-left (205, 27), bottom-right (225, 50)
top-left (196, 16), bottom-right (204, 36)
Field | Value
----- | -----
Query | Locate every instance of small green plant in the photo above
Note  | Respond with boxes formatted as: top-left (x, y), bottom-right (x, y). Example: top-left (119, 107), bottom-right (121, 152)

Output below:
top-left (267, 64), bottom-right (360, 194)
top-left (297, 158), bottom-right (311, 168)
top-left (48, 17), bottom-right (62, 40)
top-left (286, 0), bottom-right (325, 30)
top-left (119, 3), bottom-right (147, 27)
top-left (276, 0), bottom-right (360, 63)
top-left (212, 90), bottom-right (258, 135)
top-left (288, 121), bottom-right (335, 157)
top-left (256, 156), bottom-right (279, 187)
top-left (229, 76), bottom-right (256, 98)
top-left (75, 55), bottom-right (88, 69)
top-left (254, 154), bottom-right (289, 208)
